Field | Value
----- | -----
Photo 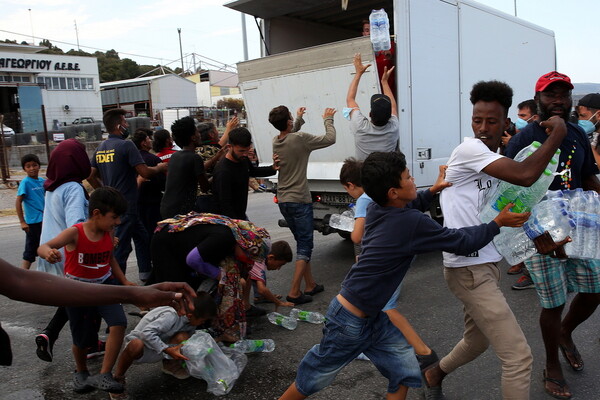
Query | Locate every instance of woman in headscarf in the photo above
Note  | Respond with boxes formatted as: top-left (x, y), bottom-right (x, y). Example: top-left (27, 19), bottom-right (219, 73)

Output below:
top-left (34, 139), bottom-right (92, 362)
top-left (148, 212), bottom-right (270, 342)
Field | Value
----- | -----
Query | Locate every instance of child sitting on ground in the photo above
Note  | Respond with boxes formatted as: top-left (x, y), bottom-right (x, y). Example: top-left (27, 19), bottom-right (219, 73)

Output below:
top-left (16, 154), bottom-right (45, 270)
top-left (110, 291), bottom-right (217, 399)
top-left (38, 187), bottom-right (134, 394)
top-left (339, 157), bottom-right (438, 370)
top-left (279, 151), bottom-right (530, 400)
top-left (246, 240), bottom-right (295, 315)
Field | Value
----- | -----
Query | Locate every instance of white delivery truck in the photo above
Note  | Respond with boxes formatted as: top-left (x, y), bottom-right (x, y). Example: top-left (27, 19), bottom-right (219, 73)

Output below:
top-left (226, 0), bottom-right (556, 236)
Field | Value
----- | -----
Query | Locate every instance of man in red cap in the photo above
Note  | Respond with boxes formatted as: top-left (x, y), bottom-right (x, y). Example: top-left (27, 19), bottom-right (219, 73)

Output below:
top-left (505, 72), bottom-right (600, 399)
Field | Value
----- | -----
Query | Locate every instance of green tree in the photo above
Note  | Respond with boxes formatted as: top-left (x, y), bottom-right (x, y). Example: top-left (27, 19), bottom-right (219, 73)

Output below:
top-left (38, 39), bottom-right (64, 54)
top-left (217, 98), bottom-right (244, 112)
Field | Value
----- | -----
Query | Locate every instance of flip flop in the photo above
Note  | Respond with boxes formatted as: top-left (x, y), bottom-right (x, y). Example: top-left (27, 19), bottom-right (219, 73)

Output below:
top-left (304, 284), bottom-right (324, 296)
top-left (543, 369), bottom-right (572, 399)
top-left (559, 343), bottom-right (584, 371)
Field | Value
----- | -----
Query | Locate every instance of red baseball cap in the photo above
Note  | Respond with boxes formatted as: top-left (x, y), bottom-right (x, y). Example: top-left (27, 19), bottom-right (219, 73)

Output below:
top-left (535, 71), bottom-right (574, 92)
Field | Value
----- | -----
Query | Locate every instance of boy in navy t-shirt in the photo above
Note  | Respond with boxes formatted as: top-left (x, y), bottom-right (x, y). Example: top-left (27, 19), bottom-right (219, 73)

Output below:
top-left (16, 154), bottom-right (45, 270)
top-left (279, 151), bottom-right (530, 400)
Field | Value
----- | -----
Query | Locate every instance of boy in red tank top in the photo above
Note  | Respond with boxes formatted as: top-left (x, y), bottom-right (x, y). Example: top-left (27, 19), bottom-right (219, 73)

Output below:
top-left (38, 187), bottom-right (133, 394)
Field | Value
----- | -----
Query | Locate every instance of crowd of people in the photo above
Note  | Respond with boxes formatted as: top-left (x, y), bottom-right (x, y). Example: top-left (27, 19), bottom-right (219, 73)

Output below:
top-left (3, 48), bottom-right (600, 400)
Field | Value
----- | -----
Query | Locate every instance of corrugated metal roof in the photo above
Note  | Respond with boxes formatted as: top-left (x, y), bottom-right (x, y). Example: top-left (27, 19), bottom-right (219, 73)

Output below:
top-left (99, 73), bottom-right (195, 89)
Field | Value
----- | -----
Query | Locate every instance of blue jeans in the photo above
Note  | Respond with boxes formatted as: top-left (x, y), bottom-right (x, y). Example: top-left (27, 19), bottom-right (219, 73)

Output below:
top-left (295, 296), bottom-right (422, 396)
top-left (114, 212), bottom-right (152, 281)
top-left (278, 202), bottom-right (313, 261)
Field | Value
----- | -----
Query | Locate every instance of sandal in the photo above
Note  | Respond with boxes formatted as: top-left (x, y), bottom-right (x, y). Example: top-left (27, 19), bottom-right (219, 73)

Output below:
top-left (559, 343), bottom-right (584, 371)
top-left (543, 369), bottom-right (572, 399)
top-left (304, 284), bottom-right (324, 296)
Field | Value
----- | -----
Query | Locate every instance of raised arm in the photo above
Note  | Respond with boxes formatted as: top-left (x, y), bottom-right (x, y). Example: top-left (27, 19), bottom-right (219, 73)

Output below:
top-left (381, 66), bottom-right (398, 117)
top-left (346, 53), bottom-right (371, 111)
top-left (219, 116), bottom-right (239, 148)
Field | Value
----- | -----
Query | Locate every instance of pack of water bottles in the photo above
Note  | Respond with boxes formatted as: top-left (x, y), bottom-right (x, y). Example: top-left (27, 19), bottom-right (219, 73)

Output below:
top-left (369, 9), bottom-right (391, 52)
top-left (329, 204), bottom-right (355, 232)
top-left (548, 189), bottom-right (600, 260)
top-left (181, 331), bottom-right (247, 396)
top-left (493, 189), bottom-right (600, 264)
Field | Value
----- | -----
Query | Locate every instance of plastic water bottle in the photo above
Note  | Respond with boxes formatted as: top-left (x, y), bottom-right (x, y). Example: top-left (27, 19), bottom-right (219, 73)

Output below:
top-left (532, 200), bottom-right (575, 242)
top-left (289, 308), bottom-right (325, 324)
top-left (329, 204), bottom-right (355, 232)
top-left (230, 339), bottom-right (275, 353)
top-left (479, 143), bottom-right (560, 223)
top-left (369, 10), bottom-right (382, 52)
top-left (493, 227), bottom-right (536, 266)
top-left (379, 9), bottom-right (391, 51)
top-left (267, 312), bottom-right (297, 330)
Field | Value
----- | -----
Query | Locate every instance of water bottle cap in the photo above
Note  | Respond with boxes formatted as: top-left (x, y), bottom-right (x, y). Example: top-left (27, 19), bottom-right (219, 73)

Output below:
top-left (532, 141), bottom-right (541, 148)
top-left (543, 169), bottom-right (552, 176)
top-left (549, 158), bottom-right (557, 165)
top-left (555, 148), bottom-right (561, 155)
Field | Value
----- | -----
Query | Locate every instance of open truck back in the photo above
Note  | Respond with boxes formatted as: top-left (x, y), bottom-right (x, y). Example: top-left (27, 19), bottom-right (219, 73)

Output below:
top-left (226, 0), bottom-right (556, 234)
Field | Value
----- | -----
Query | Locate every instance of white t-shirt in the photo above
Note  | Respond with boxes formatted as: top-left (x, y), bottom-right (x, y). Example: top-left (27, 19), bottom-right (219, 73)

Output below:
top-left (440, 138), bottom-right (504, 268)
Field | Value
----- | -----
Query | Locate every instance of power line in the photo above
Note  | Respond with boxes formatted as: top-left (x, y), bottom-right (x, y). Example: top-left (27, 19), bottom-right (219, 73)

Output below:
top-left (0, 28), bottom-right (236, 72)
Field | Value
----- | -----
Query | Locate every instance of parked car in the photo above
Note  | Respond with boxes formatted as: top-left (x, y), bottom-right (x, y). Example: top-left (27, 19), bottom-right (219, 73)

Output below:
top-left (72, 117), bottom-right (106, 133)
top-left (0, 124), bottom-right (15, 136)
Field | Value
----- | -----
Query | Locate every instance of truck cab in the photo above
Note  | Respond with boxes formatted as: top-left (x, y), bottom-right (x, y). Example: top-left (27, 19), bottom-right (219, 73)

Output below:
top-left (226, 0), bottom-right (556, 235)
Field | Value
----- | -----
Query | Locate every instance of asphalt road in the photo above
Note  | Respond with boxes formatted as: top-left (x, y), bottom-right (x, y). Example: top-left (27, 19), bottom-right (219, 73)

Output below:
top-left (1, 192), bottom-right (599, 400)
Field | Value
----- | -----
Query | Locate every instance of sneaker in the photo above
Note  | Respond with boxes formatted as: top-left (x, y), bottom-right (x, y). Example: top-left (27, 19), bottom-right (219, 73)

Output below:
top-left (162, 359), bottom-right (190, 380)
top-left (86, 372), bottom-right (125, 393)
top-left (35, 332), bottom-right (53, 362)
top-left (245, 305), bottom-right (267, 318)
top-left (507, 263), bottom-right (524, 275)
top-left (86, 340), bottom-right (106, 359)
top-left (512, 275), bottom-right (535, 290)
top-left (72, 370), bottom-right (94, 393)
top-left (416, 350), bottom-right (439, 371)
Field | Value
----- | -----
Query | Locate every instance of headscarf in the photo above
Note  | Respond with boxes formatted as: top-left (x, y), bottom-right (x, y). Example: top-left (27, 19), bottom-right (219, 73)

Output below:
top-left (44, 139), bottom-right (91, 192)
top-left (157, 212), bottom-right (271, 262)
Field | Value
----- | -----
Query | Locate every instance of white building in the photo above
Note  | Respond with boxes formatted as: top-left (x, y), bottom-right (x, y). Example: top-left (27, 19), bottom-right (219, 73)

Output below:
top-left (100, 74), bottom-right (198, 119)
top-left (187, 70), bottom-right (242, 107)
top-left (0, 42), bottom-right (102, 134)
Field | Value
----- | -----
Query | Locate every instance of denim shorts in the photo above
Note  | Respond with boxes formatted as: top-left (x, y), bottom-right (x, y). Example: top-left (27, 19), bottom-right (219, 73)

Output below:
top-left (278, 202), bottom-right (313, 261)
top-left (295, 297), bottom-right (421, 396)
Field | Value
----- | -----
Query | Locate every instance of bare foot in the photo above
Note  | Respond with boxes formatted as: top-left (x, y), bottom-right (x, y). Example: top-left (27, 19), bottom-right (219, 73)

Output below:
top-left (423, 362), bottom-right (446, 387)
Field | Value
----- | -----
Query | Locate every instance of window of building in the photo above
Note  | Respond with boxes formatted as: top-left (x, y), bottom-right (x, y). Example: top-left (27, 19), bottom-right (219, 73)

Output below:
top-left (39, 76), bottom-right (94, 90)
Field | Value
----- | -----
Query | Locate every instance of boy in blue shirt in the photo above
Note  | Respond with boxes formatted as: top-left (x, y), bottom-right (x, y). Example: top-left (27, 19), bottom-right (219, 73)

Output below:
top-left (279, 151), bottom-right (530, 400)
top-left (16, 154), bottom-right (45, 270)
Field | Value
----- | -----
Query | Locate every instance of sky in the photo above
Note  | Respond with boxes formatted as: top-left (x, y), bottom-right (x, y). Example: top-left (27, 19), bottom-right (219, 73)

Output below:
top-left (1, 0), bottom-right (599, 83)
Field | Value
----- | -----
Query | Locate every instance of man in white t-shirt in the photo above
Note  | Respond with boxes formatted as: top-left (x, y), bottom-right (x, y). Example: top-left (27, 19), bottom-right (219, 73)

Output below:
top-left (346, 53), bottom-right (399, 161)
top-left (423, 80), bottom-right (567, 400)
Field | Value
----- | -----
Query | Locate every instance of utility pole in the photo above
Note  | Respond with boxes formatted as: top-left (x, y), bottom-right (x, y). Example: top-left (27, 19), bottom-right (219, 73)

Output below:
top-left (74, 20), bottom-right (80, 50)
top-left (28, 9), bottom-right (35, 45)
top-left (514, 0), bottom-right (518, 16)
top-left (177, 28), bottom-right (184, 74)
top-left (241, 13), bottom-right (248, 61)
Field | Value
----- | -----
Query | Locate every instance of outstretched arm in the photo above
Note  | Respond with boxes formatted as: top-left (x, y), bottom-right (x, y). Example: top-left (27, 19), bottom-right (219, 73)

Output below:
top-left (381, 66), bottom-right (398, 117)
top-left (0, 258), bottom-right (196, 314)
top-left (346, 53), bottom-right (371, 111)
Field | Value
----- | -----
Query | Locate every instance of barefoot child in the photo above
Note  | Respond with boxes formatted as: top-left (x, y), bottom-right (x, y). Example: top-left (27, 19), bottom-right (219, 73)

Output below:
top-left (38, 187), bottom-right (134, 394)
